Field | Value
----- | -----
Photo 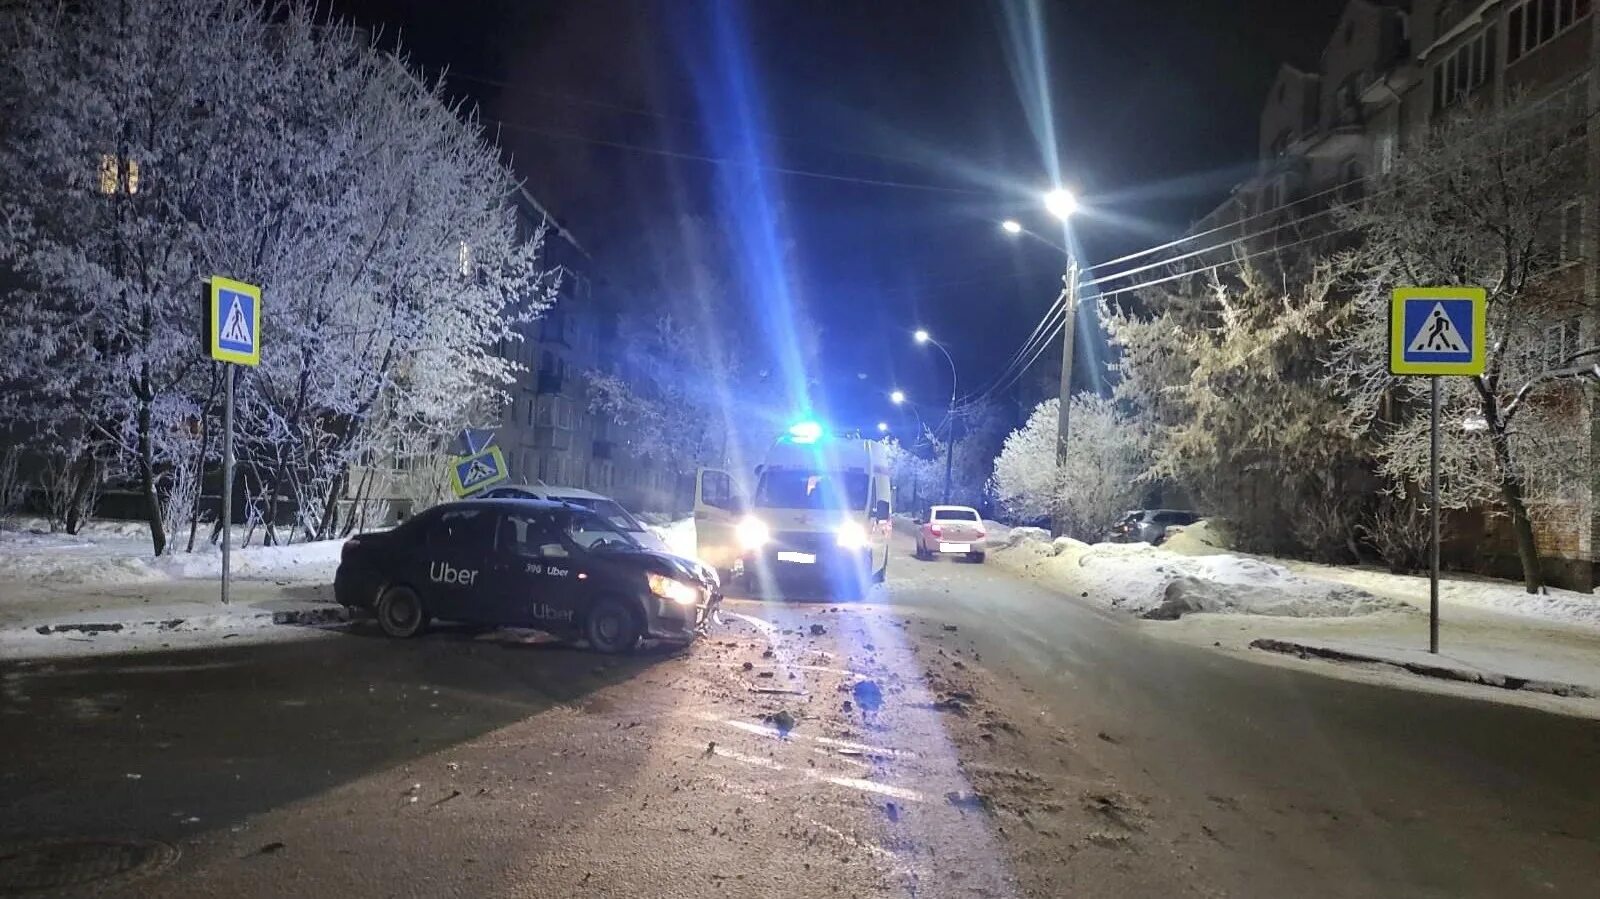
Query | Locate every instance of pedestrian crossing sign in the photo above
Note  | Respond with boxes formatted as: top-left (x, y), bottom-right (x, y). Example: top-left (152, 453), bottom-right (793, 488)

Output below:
top-left (451, 446), bottom-right (508, 497)
top-left (208, 276), bottom-right (262, 366)
top-left (1390, 286), bottom-right (1486, 376)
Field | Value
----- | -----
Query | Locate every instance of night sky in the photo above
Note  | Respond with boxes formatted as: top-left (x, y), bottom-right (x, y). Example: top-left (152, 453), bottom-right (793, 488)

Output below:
top-left (334, 0), bottom-right (1351, 428)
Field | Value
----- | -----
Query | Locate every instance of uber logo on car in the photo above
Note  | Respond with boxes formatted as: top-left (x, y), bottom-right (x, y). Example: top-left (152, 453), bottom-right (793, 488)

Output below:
top-left (429, 561), bottom-right (478, 586)
top-left (531, 602), bottom-right (574, 623)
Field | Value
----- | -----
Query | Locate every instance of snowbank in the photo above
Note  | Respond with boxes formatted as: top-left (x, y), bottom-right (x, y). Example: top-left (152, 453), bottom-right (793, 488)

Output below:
top-left (995, 530), bottom-right (1400, 620)
top-left (0, 520), bottom-right (346, 586)
top-left (1161, 519), bottom-right (1230, 556)
top-left (1280, 563), bottom-right (1600, 630)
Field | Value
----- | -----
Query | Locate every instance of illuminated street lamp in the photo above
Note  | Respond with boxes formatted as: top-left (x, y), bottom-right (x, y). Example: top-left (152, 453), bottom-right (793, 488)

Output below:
top-left (890, 389), bottom-right (906, 405)
top-left (1044, 187), bottom-right (1078, 221)
top-left (913, 328), bottom-right (931, 344)
top-left (877, 422), bottom-right (889, 433)
top-left (1002, 186), bottom-right (1083, 537)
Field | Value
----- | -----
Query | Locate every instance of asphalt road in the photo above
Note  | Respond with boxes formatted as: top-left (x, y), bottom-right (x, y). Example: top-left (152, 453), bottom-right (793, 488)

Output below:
top-left (1, 532), bottom-right (1597, 897)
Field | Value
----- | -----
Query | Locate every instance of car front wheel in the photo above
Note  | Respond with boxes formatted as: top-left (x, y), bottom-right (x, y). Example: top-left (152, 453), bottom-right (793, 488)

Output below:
top-left (376, 585), bottom-right (428, 639)
top-left (586, 597), bottom-right (641, 654)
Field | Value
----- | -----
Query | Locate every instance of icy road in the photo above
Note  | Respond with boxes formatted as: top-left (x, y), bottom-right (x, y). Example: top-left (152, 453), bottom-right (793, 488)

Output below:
top-left (2, 530), bottom-right (1598, 897)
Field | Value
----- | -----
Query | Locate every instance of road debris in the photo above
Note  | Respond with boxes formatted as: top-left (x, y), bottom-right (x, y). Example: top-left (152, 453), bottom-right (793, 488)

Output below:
top-left (852, 680), bottom-right (884, 712)
top-left (762, 709), bottom-right (797, 737)
top-left (809, 624), bottom-right (827, 636)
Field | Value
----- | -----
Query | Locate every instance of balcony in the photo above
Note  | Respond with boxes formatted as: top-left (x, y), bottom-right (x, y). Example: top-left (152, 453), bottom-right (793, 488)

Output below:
top-left (535, 370), bottom-right (563, 395)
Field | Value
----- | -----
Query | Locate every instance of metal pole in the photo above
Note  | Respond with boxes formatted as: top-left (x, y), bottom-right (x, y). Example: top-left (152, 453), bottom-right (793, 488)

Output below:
top-left (942, 423), bottom-right (955, 504)
top-left (1052, 260), bottom-right (1080, 538)
top-left (1429, 375), bottom-right (1440, 653)
top-left (222, 363), bottom-right (234, 605)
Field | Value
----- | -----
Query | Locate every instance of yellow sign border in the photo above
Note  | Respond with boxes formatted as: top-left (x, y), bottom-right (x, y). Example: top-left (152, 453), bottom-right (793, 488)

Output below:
top-left (1389, 286), bottom-right (1486, 376)
top-left (209, 276), bottom-right (262, 366)
top-left (451, 446), bottom-right (509, 497)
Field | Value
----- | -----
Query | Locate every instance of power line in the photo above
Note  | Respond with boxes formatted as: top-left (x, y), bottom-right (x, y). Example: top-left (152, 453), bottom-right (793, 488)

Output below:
top-left (481, 115), bottom-right (992, 195)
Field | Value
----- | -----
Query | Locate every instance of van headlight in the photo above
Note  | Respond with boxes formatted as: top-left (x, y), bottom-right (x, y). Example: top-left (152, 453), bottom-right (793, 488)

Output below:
top-left (736, 516), bottom-right (771, 550)
top-left (647, 572), bottom-right (701, 606)
top-left (835, 520), bottom-right (869, 549)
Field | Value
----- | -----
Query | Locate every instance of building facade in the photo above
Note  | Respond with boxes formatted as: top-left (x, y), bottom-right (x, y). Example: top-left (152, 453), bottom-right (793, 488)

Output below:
top-left (1202, 0), bottom-right (1599, 588)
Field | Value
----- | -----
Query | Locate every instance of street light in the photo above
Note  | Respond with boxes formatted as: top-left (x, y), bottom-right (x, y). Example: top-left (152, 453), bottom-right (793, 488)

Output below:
top-left (911, 331), bottom-right (960, 504)
top-left (1002, 187), bottom-right (1082, 537)
top-left (1044, 187), bottom-right (1078, 221)
top-left (877, 422), bottom-right (889, 433)
top-left (890, 389), bottom-right (906, 405)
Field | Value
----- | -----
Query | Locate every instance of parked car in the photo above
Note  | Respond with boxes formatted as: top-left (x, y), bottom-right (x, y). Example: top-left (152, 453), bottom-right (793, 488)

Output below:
top-left (1109, 509), bottom-right (1199, 545)
top-left (914, 505), bottom-right (987, 563)
top-left (479, 485), bottom-right (668, 553)
top-left (335, 498), bottom-right (720, 653)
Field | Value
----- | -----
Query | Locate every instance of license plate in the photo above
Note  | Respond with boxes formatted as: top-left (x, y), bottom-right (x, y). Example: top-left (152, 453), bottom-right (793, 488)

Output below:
top-left (777, 551), bottom-right (817, 564)
top-left (939, 543), bottom-right (970, 553)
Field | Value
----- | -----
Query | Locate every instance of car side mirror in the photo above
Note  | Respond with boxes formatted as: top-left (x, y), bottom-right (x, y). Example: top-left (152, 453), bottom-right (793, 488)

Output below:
top-left (913, 516), bottom-right (925, 526)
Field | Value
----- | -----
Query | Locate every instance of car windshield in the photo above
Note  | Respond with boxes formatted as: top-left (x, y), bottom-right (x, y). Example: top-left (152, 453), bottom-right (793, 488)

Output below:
top-left (565, 510), bottom-right (640, 551)
top-left (755, 470), bottom-right (870, 510)
top-left (934, 509), bottom-right (979, 522)
top-left (560, 497), bottom-right (643, 532)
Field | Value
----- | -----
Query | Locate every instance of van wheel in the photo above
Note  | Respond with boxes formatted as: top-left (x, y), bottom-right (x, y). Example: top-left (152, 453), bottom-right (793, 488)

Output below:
top-left (376, 585), bottom-right (428, 639)
top-left (586, 597), bottom-right (641, 655)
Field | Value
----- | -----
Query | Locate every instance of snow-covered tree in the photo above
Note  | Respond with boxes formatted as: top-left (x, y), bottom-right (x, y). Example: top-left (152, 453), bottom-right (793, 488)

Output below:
top-left (1330, 94), bottom-right (1597, 593)
top-left (1105, 259), bottom-right (1374, 560)
top-left (0, 1), bottom-right (552, 552)
top-left (992, 395), bottom-right (1149, 540)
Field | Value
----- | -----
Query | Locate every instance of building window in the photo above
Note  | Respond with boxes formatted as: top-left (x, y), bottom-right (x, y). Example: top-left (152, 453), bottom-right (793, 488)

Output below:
top-left (1508, 0), bottom-right (1590, 64)
top-left (1432, 26), bottom-right (1495, 112)
top-left (458, 242), bottom-right (473, 277)
top-left (1559, 201), bottom-right (1584, 264)
top-left (1376, 132), bottom-right (1397, 174)
top-left (98, 154), bottom-right (139, 195)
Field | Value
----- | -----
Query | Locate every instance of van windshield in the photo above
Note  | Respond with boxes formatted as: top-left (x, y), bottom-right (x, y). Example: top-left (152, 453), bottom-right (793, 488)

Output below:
top-left (756, 470), bottom-right (870, 510)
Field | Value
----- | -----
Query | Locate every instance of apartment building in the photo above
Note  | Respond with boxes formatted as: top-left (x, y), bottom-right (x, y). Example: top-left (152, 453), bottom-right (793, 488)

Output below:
top-left (1200, 0), bottom-right (1599, 587)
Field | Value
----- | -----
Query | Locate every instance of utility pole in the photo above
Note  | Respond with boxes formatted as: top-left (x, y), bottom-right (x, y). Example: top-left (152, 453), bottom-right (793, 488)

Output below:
top-left (1051, 262), bottom-right (1080, 538)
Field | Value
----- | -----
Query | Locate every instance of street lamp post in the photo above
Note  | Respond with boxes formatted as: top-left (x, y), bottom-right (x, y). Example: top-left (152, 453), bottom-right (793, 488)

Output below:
top-left (913, 331), bottom-right (959, 504)
top-left (1006, 188), bottom-right (1080, 538)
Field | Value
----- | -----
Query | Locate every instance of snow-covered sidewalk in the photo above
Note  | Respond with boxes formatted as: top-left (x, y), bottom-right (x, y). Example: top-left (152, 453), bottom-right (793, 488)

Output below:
top-left (0, 518), bottom-right (349, 659)
top-left (989, 524), bottom-right (1600, 713)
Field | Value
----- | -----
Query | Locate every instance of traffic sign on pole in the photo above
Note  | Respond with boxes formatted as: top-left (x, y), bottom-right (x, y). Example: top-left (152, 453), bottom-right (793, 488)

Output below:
top-left (202, 276), bottom-right (262, 606)
top-left (451, 446), bottom-right (509, 497)
top-left (1390, 286), bottom-right (1486, 376)
top-left (1389, 286), bottom-right (1485, 655)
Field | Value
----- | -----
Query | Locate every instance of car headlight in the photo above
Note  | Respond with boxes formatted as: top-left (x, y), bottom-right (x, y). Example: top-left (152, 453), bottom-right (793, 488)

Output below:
top-left (647, 572), bottom-right (701, 606)
top-left (835, 520), bottom-right (870, 549)
top-left (736, 516), bottom-right (771, 550)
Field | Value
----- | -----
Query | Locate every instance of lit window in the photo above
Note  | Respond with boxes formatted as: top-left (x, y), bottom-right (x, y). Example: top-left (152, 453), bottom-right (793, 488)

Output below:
top-left (458, 242), bottom-right (473, 277)
top-left (1432, 26), bottom-right (1495, 112)
top-left (99, 154), bottom-right (119, 194)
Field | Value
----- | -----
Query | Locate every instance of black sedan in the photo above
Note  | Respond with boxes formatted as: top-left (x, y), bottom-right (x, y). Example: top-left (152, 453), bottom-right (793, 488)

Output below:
top-left (335, 498), bottom-right (720, 653)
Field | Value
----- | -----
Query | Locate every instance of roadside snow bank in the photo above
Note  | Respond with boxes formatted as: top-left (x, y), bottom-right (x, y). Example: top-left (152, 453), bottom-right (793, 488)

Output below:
top-left (1162, 519), bottom-right (1230, 556)
top-left (1279, 563), bottom-right (1600, 630)
top-left (995, 530), bottom-right (1400, 620)
top-left (0, 528), bottom-right (345, 585)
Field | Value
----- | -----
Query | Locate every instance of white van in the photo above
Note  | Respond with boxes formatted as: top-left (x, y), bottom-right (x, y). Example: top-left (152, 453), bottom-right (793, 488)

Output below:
top-left (695, 423), bottom-right (892, 597)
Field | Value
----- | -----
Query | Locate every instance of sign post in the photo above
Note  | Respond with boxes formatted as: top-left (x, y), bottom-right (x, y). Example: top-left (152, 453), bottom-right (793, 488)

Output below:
top-left (205, 276), bottom-right (262, 605)
top-left (1390, 286), bottom-right (1486, 653)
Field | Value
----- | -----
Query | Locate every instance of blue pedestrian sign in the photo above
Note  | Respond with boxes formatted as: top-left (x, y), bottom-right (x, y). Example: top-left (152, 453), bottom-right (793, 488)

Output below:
top-left (208, 276), bottom-right (262, 367)
top-left (450, 446), bottom-right (509, 497)
top-left (1390, 286), bottom-right (1486, 376)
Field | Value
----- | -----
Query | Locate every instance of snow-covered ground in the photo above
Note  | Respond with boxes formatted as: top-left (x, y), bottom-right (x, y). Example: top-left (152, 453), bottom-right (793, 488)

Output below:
top-left (993, 531), bottom-right (1404, 620)
top-left (0, 517), bottom-right (348, 586)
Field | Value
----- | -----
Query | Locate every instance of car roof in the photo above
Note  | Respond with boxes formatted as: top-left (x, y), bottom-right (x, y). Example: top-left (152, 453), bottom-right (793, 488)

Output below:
top-left (433, 497), bottom-right (577, 513)
top-left (490, 485), bottom-right (610, 501)
top-left (930, 504), bottom-right (979, 512)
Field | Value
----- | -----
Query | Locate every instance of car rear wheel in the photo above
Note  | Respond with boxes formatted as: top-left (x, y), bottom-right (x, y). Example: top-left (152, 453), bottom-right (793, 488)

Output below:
top-left (967, 551), bottom-right (986, 564)
top-left (586, 597), bottom-right (641, 655)
top-left (376, 585), bottom-right (427, 639)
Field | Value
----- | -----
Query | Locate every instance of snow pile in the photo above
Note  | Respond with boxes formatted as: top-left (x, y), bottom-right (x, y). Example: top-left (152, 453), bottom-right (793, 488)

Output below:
top-left (0, 524), bottom-right (345, 585)
top-left (996, 530), bottom-right (1399, 620)
top-left (1003, 526), bottom-right (1051, 548)
top-left (1162, 519), bottom-right (1230, 556)
top-left (1287, 564), bottom-right (1600, 630)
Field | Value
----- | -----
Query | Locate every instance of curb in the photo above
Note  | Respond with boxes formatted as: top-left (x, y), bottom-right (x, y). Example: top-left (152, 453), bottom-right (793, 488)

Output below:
top-left (24, 605), bottom-right (349, 637)
top-left (1249, 638), bottom-right (1597, 699)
